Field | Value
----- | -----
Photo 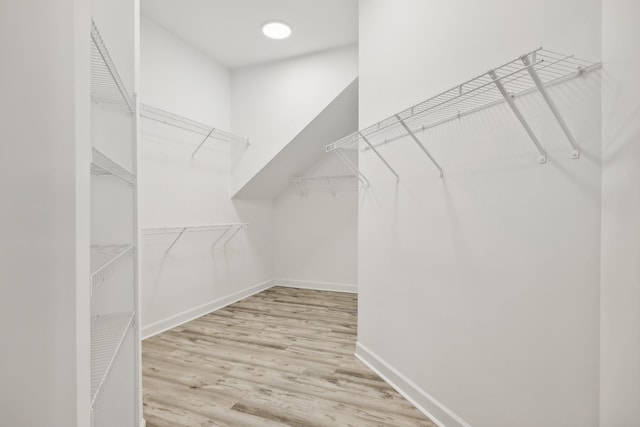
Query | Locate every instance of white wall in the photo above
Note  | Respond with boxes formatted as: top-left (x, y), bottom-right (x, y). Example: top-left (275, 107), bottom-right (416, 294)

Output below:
top-left (139, 18), bottom-right (274, 338)
top-left (230, 45), bottom-right (358, 195)
top-left (357, 1), bottom-right (601, 426)
top-left (140, 17), bottom-right (230, 126)
top-left (600, 0), bottom-right (640, 425)
top-left (274, 152), bottom-right (359, 291)
top-left (0, 0), bottom-right (91, 426)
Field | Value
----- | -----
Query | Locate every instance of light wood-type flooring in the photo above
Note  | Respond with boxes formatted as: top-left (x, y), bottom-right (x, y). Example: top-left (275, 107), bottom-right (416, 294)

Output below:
top-left (142, 286), bottom-right (437, 427)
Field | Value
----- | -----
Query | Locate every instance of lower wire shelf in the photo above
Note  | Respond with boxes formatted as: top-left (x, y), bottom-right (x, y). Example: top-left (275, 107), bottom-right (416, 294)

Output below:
top-left (90, 312), bottom-right (135, 413)
top-left (91, 245), bottom-right (134, 296)
top-left (91, 147), bottom-right (135, 185)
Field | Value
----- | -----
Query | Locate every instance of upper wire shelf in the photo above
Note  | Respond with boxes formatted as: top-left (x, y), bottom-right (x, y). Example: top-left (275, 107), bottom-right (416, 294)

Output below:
top-left (139, 104), bottom-right (251, 157)
top-left (91, 245), bottom-right (135, 297)
top-left (142, 223), bottom-right (249, 255)
top-left (326, 47), bottom-right (601, 178)
top-left (91, 312), bottom-right (134, 413)
top-left (91, 20), bottom-right (134, 111)
top-left (91, 147), bottom-right (135, 185)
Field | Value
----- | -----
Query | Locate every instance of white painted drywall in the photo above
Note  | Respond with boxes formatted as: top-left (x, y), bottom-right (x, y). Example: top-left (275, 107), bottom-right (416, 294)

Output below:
top-left (358, 1), bottom-right (601, 426)
top-left (230, 45), bottom-right (358, 196)
top-left (274, 152), bottom-right (359, 288)
top-left (234, 79), bottom-right (359, 199)
top-left (600, 0), bottom-right (640, 425)
top-left (140, 17), bottom-right (231, 127)
top-left (0, 0), bottom-right (91, 426)
top-left (139, 18), bottom-right (275, 337)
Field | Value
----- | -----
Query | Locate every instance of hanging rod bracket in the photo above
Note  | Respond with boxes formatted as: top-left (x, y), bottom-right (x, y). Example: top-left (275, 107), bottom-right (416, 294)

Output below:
top-left (192, 127), bottom-right (216, 158)
top-left (488, 70), bottom-right (547, 164)
top-left (521, 54), bottom-right (580, 159)
top-left (395, 115), bottom-right (444, 177)
top-left (211, 224), bottom-right (244, 248)
top-left (334, 149), bottom-right (370, 187)
top-left (360, 133), bottom-right (399, 181)
top-left (164, 227), bottom-right (187, 257)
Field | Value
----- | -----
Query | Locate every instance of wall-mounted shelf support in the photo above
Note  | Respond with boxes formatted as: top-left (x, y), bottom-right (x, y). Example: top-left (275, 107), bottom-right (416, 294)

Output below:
top-left (163, 227), bottom-right (188, 257)
top-left (212, 225), bottom-right (243, 248)
top-left (191, 127), bottom-right (217, 157)
top-left (360, 133), bottom-right (399, 181)
top-left (521, 54), bottom-right (580, 159)
top-left (334, 149), bottom-right (369, 187)
top-left (142, 223), bottom-right (249, 256)
top-left (396, 115), bottom-right (444, 177)
top-left (489, 69), bottom-right (547, 164)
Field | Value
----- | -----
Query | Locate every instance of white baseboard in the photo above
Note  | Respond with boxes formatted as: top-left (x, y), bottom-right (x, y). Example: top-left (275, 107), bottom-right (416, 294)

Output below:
top-left (141, 279), bottom-right (274, 339)
top-left (274, 278), bottom-right (357, 293)
top-left (355, 342), bottom-right (472, 427)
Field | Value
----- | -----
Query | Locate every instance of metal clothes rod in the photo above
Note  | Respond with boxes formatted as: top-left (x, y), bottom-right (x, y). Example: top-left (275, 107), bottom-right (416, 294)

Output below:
top-left (142, 223), bottom-right (249, 256)
top-left (325, 47), bottom-right (601, 180)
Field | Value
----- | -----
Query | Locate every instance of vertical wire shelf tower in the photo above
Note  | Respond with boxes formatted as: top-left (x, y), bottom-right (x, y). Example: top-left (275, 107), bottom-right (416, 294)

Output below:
top-left (90, 18), bottom-right (138, 426)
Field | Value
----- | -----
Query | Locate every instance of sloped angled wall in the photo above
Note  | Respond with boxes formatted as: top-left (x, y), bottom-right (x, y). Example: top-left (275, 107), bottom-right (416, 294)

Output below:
top-left (230, 45), bottom-right (358, 196)
top-left (233, 79), bottom-right (358, 199)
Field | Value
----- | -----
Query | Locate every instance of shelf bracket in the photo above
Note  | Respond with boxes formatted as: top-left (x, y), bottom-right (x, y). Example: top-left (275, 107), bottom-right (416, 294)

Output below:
top-left (334, 149), bottom-right (370, 187)
top-left (360, 133), bottom-right (399, 181)
top-left (488, 69), bottom-right (547, 164)
top-left (395, 115), bottom-right (444, 177)
top-left (521, 54), bottom-right (580, 159)
top-left (192, 127), bottom-right (216, 158)
top-left (211, 225), bottom-right (243, 248)
top-left (212, 226), bottom-right (232, 248)
top-left (164, 227), bottom-right (187, 257)
top-left (222, 226), bottom-right (242, 247)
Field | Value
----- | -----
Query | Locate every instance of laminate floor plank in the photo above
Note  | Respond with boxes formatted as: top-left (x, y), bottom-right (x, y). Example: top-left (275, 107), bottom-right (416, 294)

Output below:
top-left (143, 286), bottom-right (437, 427)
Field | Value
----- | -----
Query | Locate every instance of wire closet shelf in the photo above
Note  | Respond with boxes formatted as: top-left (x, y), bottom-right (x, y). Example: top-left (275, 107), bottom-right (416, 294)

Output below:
top-left (142, 223), bottom-right (250, 256)
top-left (91, 20), bottom-right (134, 111)
top-left (139, 104), bottom-right (251, 157)
top-left (90, 312), bottom-right (134, 414)
top-left (326, 47), bottom-right (601, 179)
top-left (91, 147), bottom-right (135, 185)
top-left (90, 245), bottom-right (135, 297)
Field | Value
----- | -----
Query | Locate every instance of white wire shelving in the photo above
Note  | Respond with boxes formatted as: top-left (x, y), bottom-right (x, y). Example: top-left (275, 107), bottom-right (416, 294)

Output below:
top-left (91, 147), bottom-right (135, 185)
top-left (142, 223), bottom-right (249, 256)
top-left (139, 104), bottom-right (251, 157)
top-left (90, 245), bottom-right (135, 296)
top-left (90, 312), bottom-right (134, 414)
top-left (291, 175), bottom-right (358, 196)
top-left (91, 20), bottom-right (133, 112)
top-left (326, 47), bottom-right (601, 179)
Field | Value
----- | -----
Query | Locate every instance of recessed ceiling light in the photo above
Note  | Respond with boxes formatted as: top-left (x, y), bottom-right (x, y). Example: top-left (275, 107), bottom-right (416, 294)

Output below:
top-left (262, 22), bottom-right (291, 40)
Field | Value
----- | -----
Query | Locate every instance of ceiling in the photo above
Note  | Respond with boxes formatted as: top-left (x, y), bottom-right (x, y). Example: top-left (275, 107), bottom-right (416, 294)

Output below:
top-left (141, 0), bottom-right (359, 69)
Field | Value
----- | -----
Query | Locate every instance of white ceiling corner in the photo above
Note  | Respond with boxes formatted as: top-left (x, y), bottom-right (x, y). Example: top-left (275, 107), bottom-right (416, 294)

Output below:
top-left (141, 0), bottom-right (358, 69)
